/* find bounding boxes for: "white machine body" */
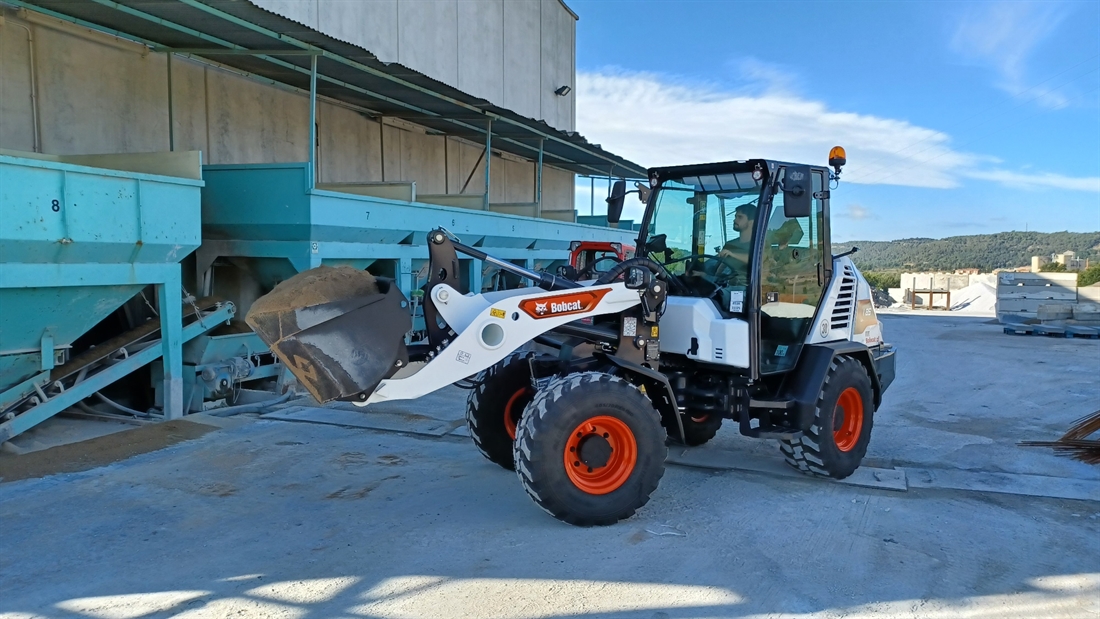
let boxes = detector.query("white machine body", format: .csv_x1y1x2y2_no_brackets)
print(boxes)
807,257,884,347
659,256,883,369
658,298,750,368
360,282,641,405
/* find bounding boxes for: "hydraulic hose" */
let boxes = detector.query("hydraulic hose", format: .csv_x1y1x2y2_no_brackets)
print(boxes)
94,392,154,418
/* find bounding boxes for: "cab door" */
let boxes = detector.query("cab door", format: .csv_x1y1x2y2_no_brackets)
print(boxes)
756,168,831,374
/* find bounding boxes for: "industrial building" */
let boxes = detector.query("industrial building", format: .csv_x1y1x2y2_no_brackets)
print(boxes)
0,0,644,442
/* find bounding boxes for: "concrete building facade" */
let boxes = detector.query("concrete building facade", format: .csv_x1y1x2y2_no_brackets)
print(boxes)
0,0,586,217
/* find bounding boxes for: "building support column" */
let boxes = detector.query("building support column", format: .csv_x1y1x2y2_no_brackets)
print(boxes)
535,138,544,217
158,268,183,420
483,119,493,210
308,53,318,189
167,52,175,151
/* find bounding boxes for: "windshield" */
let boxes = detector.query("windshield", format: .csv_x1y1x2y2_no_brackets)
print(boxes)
649,172,763,277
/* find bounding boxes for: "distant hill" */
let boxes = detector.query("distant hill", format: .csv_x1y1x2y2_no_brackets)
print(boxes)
833,231,1100,272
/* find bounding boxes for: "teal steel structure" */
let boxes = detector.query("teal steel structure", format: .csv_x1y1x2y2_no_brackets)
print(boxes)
196,163,635,312
0,152,231,441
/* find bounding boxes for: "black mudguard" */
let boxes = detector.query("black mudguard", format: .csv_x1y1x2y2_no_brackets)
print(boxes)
597,353,685,444
783,341,895,433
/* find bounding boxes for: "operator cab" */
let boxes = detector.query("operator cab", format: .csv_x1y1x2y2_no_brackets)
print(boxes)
620,159,833,378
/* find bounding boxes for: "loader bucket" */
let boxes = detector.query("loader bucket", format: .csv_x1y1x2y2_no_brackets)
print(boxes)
247,275,411,404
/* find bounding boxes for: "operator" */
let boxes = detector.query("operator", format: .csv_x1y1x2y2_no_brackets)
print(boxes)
716,203,757,282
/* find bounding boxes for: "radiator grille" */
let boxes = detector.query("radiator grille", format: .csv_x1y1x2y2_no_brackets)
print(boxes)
831,265,857,330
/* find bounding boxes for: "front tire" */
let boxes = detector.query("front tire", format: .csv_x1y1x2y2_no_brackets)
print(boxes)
466,351,543,470
514,373,666,526
779,355,874,479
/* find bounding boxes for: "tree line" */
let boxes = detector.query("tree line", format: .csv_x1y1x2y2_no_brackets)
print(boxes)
834,231,1100,273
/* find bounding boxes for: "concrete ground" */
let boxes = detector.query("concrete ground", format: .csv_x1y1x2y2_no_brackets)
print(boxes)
1,315,1098,618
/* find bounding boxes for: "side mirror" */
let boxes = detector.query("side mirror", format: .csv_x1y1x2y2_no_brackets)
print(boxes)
647,233,668,254
782,165,812,218
606,180,626,224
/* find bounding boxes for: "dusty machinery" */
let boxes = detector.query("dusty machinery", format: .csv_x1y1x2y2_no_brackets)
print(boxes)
248,149,897,526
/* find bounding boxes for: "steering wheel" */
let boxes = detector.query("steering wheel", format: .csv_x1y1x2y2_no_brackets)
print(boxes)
662,254,740,286
578,255,623,280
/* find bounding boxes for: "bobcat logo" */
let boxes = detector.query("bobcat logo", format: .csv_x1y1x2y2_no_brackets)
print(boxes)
534,302,548,315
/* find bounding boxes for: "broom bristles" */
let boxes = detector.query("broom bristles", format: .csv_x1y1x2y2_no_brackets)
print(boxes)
1019,409,1100,465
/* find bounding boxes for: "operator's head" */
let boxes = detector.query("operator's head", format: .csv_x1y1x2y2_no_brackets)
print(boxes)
733,203,757,233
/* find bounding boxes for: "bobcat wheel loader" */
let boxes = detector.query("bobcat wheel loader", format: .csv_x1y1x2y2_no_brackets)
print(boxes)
248,148,897,527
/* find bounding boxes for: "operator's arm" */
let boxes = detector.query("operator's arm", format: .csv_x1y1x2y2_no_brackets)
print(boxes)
718,241,749,263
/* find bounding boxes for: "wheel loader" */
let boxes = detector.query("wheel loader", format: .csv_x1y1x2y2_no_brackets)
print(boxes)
247,148,897,526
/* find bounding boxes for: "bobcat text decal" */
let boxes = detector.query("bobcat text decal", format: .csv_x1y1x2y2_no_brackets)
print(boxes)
518,289,611,320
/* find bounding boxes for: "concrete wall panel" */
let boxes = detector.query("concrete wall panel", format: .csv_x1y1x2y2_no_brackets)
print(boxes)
318,102,382,183
541,165,575,215
169,58,209,155
247,0,578,131
381,123,403,181
397,1,459,89
205,67,309,164
34,25,168,155
457,0,504,105
453,140,486,195
488,153,507,204
502,0,541,120
400,130,446,194
318,0,398,60
540,0,574,132
501,157,535,203
0,18,36,151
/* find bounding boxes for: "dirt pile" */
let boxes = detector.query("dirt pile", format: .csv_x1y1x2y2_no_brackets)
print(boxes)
246,266,379,330
249,265,379,316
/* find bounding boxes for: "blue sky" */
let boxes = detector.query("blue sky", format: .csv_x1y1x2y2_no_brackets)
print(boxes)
568,0,1100,242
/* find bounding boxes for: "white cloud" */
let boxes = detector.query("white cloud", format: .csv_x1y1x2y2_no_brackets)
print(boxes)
962,169,1100,192
735,57,798,95
576,69,1099,194
950,2,1072,108
577,70,977,189
841,204,876,221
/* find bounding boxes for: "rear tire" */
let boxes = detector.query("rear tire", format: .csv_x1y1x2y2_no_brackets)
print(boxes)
514,373,666,526
779,355,874,479
466,351,544,470
667,412,723,446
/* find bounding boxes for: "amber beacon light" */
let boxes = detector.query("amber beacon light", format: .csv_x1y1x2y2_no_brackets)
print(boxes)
828,146,847,177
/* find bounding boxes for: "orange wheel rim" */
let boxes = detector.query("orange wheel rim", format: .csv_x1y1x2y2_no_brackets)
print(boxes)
503,388,529,440
690,414,709,423
833,387,864,452
563,415,637,495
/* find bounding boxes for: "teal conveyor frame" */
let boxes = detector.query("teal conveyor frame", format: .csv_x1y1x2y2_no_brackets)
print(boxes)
0,151,225,442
